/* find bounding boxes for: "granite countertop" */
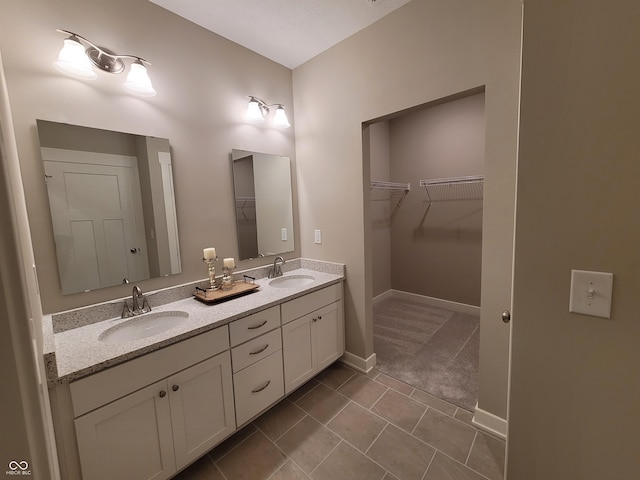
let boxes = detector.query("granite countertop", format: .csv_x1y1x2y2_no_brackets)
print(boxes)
44,262,344,385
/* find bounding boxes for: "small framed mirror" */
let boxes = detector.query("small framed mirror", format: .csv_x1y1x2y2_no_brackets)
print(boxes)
231,149,295,260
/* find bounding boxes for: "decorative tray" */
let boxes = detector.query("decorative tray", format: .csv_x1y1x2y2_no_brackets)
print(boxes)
193,278,259,304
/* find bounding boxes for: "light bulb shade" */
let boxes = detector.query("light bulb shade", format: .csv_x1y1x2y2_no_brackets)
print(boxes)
246,98,266,123
53,36,97,80
123,61,156,97
272,106,291,129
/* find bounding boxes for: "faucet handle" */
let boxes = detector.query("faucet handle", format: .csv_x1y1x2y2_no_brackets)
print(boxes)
121,300,133,318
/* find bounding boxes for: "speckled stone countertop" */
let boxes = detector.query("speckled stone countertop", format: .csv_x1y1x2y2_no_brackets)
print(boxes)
43,259,344,385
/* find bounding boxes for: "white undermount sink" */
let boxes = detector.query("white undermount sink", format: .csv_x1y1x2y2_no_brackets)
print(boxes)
268,274,315,289
98,311,189,344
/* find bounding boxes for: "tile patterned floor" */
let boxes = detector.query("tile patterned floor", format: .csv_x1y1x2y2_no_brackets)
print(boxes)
173,363,504,480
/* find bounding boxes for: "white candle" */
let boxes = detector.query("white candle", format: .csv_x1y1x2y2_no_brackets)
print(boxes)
203,247,216,260
223,257,235,269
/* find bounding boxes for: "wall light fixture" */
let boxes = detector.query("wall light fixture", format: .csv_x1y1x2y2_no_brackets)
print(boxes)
53,29,156,97
245,96,291,129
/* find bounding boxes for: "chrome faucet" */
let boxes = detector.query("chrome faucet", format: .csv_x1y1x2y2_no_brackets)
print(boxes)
122,285,151,318
268,256,285,279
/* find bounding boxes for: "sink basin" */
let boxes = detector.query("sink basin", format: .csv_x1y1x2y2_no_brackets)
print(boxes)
269,274,315,289
98,311,189,344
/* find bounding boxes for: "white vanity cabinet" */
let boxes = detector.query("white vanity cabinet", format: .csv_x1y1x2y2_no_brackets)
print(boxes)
70,327,235,480
281,284,344,393
230,306,285,426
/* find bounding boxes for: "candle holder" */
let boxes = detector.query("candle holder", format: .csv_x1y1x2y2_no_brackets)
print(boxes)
203,257,219,290
221,266,236,291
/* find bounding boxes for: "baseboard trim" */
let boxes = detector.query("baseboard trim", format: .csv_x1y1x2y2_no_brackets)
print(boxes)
340,351,377,374
472,404,508,440
372,289,394,305
389,290,480,316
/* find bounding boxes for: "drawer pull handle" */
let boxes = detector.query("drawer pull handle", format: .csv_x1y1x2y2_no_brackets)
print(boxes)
249,344,269,355
172,385,180,392
159,390,167,398
248,320,268,330
251,380,271,393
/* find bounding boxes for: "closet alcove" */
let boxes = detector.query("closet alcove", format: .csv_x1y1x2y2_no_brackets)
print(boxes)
366,90,485,411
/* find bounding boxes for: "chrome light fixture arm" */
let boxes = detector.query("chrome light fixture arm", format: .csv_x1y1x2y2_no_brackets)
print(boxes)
56,29,151,74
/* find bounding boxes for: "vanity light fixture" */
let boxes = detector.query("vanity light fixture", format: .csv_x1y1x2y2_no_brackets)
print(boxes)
53,29,156,97
245,96,291,128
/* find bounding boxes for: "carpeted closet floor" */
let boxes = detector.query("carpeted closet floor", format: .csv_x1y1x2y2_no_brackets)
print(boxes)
373,296,479,411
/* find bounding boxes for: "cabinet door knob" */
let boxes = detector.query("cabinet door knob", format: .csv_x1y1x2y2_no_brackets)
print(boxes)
159,390,167,398
172,384,180,392
317,315,322,320
502,310,511,323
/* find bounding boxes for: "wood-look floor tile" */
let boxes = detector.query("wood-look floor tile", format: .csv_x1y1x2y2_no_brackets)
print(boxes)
270,460,311,480
373,372,415,396
366,424,435,480
295,383,350,424
327,402,387,452
409,389,457,417
173,455,224,480
276,415,341,474
466,431,505,480
371,389,427,432
315,362,356,390
412,409,476,463
423,452,486,480
311,441,385,480
337,374,388,408
216,430,286,480
253,399,306,441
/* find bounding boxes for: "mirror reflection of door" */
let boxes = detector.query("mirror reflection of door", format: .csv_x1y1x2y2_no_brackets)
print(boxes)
43,148,150,293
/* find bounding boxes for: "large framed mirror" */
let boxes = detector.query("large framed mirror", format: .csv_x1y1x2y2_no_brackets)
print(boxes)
37,120,182,295
231,149,294,260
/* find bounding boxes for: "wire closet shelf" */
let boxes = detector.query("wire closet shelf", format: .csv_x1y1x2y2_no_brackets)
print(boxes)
370,181,411,192
419,175,484,206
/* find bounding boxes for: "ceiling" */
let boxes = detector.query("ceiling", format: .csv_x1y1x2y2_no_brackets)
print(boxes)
149,0,413,69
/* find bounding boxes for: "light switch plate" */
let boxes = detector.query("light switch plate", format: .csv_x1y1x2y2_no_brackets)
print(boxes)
569,270,614,318
314,229,322,244
281,228,287,241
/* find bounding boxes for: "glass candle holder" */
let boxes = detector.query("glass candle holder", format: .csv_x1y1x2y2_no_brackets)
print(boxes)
221,266,236,291
203,257,219,290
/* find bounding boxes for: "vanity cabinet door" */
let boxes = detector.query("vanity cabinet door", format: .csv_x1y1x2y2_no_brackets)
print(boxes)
282,314,315,393
314,300,344,372
168,351,235,471
75,379,175,480
282,300,345,394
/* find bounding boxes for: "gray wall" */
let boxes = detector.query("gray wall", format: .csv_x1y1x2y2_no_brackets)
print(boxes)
388,93,485,306
293,0,521,420
508,0,640,477
0,0,298,314
369,121,392,298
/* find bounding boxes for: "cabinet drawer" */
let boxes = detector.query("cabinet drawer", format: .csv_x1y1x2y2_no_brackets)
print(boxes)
70,325,229,417
231,329,282,373
281,283,342,324
229,306,280,346
233,351,284,426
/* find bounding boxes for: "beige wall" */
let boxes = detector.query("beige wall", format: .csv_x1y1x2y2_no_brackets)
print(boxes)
388,92,485,306
293,0,521,418
508,0,640,477
0,0,297,314
369,121,392,298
